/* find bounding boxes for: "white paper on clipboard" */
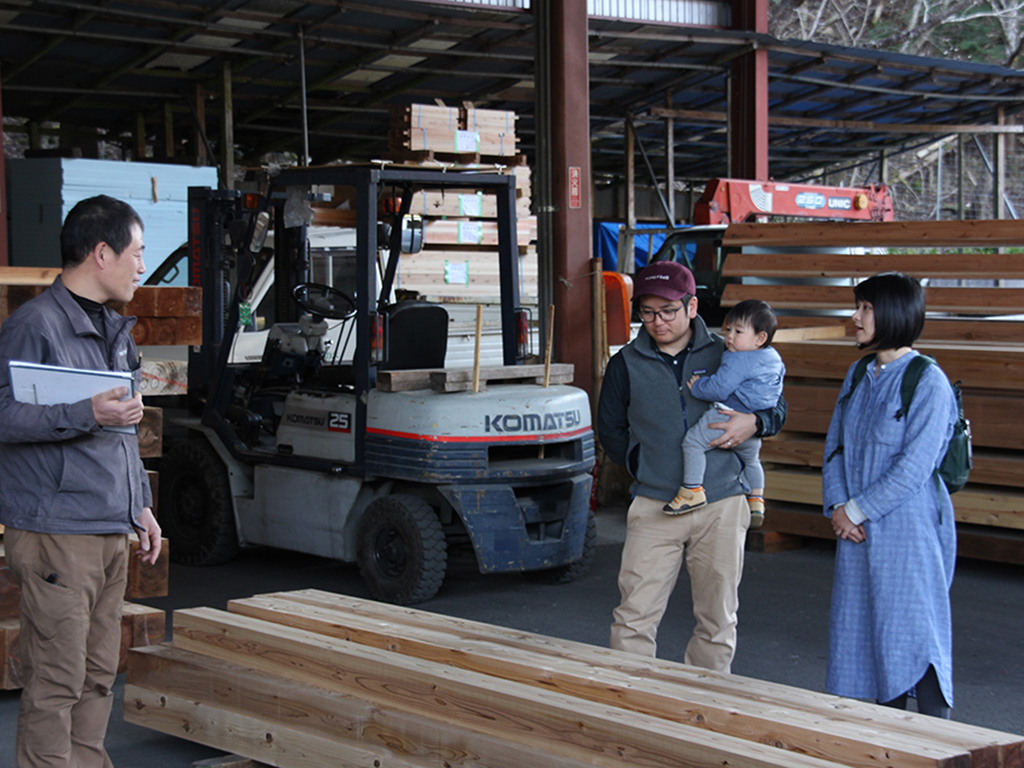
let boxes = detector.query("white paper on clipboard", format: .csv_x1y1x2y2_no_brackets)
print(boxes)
8,360,137,435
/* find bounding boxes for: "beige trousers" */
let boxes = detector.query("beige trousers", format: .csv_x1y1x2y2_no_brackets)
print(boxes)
6,528,128,768
610,494,749,672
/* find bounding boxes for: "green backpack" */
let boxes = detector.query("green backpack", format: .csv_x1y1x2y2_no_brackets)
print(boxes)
828,353,972,501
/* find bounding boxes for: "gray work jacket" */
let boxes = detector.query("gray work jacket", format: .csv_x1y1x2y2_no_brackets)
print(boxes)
0,277,152,534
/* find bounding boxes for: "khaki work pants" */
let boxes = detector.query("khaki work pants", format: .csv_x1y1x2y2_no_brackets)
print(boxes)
6,528,128,768
610,494,749,672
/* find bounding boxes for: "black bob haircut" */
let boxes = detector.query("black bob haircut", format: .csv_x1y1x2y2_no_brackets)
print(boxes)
724,299,777,347
60,195,144,268
853,271,925,351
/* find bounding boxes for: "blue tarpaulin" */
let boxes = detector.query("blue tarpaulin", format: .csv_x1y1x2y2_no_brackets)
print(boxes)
594,222,693,272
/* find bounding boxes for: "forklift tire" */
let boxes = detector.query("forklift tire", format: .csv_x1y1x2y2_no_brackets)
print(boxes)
159,440,240,566
525,510,597,585
357,494,447,605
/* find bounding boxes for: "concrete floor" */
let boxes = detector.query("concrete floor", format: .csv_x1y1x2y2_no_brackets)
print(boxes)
2,504,1023,767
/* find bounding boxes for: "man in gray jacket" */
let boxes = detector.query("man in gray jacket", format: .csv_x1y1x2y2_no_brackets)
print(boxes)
597,261,786,672
0,195,162,768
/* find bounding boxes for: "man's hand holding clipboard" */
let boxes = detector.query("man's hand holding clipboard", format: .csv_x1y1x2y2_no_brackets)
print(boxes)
92,386,144,430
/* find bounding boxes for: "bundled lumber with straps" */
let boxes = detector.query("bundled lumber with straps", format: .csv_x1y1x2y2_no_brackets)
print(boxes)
719,220,1024,563
125,588,1024,768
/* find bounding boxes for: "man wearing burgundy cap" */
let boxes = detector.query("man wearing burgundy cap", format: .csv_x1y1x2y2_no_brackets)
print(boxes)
598,260,787,671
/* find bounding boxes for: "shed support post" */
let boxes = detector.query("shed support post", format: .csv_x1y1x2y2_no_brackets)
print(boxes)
222,61,235,190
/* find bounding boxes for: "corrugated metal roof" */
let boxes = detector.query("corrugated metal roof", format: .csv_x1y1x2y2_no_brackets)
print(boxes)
1,0,1022,185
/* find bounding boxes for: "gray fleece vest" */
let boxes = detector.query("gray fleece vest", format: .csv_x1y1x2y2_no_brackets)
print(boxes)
620,315,748,504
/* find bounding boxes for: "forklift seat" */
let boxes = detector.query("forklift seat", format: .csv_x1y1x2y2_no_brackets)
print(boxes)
381,300,448,371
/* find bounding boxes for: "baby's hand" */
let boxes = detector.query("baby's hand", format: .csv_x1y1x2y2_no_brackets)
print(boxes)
686,374,700,390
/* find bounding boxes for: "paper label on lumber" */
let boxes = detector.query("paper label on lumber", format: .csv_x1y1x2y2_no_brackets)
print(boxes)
459,193,482,217
445,260,469,285
457,221,482,244
455,130,479,153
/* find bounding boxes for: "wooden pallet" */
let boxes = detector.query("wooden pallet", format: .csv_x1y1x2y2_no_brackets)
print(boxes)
124,589,1024,768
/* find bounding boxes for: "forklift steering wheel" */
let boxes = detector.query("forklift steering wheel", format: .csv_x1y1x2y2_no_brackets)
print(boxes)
292,283,357,320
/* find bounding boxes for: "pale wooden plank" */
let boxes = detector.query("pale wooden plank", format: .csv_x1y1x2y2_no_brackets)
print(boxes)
227,595,973,768
429,363,574,392
128,645,598,768
723,220,1024,249
257,589,1023,768
779,380,1024,452
722,252,1024,279
375,369,436,393
774,340,1024,391
763,468,1024,530
773,325,846,342
763,432,1024,488
172,607,853,768
0,267,63,286
126,686,426,768
775,316,1024,346
723,284,1024,314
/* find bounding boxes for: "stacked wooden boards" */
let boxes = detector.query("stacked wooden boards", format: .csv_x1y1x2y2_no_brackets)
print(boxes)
718,219,1024,563
125,588,1024,768
0,266,202,347
379,104,537,302
389,103,519,159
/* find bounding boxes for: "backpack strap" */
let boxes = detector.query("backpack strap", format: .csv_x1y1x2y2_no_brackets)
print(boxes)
826,354,875,463
896,354,950,523
896,354,935,421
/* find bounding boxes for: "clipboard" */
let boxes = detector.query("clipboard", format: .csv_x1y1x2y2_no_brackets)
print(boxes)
8,360,138,435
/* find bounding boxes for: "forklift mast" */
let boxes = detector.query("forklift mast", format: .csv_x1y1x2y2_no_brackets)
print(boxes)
184,165,524,474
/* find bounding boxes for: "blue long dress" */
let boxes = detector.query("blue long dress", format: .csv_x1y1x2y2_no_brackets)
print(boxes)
822,350,958,705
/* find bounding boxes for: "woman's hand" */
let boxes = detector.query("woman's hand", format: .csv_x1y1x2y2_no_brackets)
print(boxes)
831,504,866,543
708,409,756,449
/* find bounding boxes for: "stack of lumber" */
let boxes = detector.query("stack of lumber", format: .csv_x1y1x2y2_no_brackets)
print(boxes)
126,588,1024,768
389,103,518,160
0,267,202,347
719,219,1024,563
361,104,536,302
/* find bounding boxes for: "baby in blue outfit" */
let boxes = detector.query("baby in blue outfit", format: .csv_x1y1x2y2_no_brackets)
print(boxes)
664,299,785,528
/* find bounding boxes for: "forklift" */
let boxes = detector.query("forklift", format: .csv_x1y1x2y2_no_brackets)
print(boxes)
158,166,596,604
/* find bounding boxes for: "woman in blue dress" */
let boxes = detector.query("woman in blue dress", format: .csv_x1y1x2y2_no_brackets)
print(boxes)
823,272,958,718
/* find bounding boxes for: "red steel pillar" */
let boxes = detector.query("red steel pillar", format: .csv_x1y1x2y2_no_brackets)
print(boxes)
730,0,769,181
550,0,594,395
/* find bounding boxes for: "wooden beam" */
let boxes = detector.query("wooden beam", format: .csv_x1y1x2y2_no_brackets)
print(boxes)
763,432,1024,487
764,468,1024,530
233,590,1024,768
723,220,1024,248
722,252,1024,279
775,316,1024,346
779,381,1024,452
773,340,1024,391
226,594,974,768
171,607,855,768
127,644,600,768
723,284,1024,314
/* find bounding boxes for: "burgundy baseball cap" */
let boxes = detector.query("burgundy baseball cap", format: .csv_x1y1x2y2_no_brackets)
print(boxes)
635,261,696,302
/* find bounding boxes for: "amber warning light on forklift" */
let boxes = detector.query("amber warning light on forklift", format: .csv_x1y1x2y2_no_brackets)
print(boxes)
369,311,387,365
515,308,532,361
242,193,262,210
